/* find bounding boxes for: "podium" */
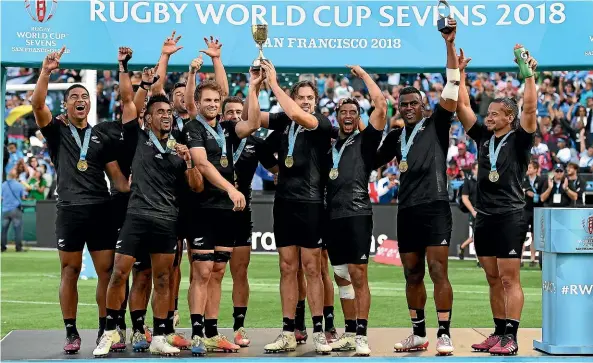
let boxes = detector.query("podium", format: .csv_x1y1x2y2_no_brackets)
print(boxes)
533,207,593,355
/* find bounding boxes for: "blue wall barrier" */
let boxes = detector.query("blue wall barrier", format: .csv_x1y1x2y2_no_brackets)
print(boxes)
534,207,593,355
2,0,593,72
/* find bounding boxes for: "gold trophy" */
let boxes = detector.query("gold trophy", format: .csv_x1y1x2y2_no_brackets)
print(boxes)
251,24,268,71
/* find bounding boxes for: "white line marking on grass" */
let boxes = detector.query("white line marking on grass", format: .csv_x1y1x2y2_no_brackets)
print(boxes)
1,300,95,306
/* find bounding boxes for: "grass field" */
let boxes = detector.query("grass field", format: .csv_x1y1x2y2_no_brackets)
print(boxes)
0,250,543,338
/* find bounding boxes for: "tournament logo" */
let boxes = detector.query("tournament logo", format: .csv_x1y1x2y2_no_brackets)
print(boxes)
581,215,593,235
25,0,58,23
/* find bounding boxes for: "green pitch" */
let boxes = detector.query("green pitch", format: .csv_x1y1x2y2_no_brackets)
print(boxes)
0,250,542,338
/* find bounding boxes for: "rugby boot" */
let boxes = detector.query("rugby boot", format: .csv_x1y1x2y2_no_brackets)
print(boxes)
472,334,501,352
143,325,153,343
355,335,371,356
167,331,191,350
93,330,119,358
329,332,356,351
325,327,338,343
234,327,251,347
313,332,332,355
295,329,308,344
393,334,429,352
203,334,240,352
131,330,150,352
149,335,180,356
110,327,126,352
489,334,519,356
63,334,81,354
436,334,454,356
191,335,207,356
264,331,297,353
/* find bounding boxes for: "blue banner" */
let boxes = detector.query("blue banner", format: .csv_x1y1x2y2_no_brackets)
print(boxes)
1,0,593,72
536,208,593,254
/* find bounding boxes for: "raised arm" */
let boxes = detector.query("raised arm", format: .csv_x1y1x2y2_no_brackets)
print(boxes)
185,56,204,120
439,19,460,113
455,48,477,131
152,31,183,95
32,46,66,128
241,76,271,128
260,60,318,130
348,65,387,131
118,47,137,124
517,44,538,133
133,65,159,120
235,68,266,138
200,36,229,104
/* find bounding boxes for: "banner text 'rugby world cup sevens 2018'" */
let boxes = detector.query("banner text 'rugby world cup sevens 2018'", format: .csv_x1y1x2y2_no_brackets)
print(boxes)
1,0,593,72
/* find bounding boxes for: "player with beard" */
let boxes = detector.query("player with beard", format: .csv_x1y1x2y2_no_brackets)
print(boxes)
93,47,203,358
219,94,279,347
244,60,333,354
374,20,459,355
454,45,538,355
32,47,132,354
324,65,386,356
184,50,257,354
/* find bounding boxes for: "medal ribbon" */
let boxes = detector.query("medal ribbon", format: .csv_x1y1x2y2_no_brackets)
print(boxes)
332,131,359,170
148,130,171,154
400,119,425,163
287,121,303,158
176,116,185,132
68,123,92,162
233,139,247,165
197,116,227,158
488,131,514,173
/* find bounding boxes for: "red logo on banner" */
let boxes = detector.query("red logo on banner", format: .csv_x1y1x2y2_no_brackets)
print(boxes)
25,0,58,23
582,215,593,235
373,239,402,266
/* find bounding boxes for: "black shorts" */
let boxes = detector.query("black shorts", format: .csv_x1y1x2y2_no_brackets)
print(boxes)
177,206,190,241
111,193,130,233
56,203,115,252
273,199,324,249
234,208,253,247
117,213,178,257
133,248,151,271
474,210,528,259
187,208,236,251
397,201,452,254
326,215,373,265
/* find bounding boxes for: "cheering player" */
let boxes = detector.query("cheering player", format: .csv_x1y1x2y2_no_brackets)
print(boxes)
325,65,386,356
244,60,333,354
455,45,538,355
93,47,203,357
32,46,130,354
218,95,279,347
375,20,459,355
183,50,257,354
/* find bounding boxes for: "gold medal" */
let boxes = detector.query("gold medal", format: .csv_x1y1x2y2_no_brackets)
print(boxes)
166,138,177,150
220,155,229,168
77,160,88,172
329,168,339,180
399,160,408,173
489,170,500,183
285,156,294,168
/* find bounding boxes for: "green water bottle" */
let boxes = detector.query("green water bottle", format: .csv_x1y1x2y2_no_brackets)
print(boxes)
514,47,534,79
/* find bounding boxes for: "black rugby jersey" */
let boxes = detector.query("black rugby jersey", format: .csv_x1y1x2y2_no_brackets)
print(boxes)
40,117,116,206
375,104,454,209
268,112,332,203
185,119,239,209
326,123,383,219
467,124,534,215
123,119,188,221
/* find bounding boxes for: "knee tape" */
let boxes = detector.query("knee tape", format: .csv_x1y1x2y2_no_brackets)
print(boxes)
442,68,460,101
339,284,355,300
213,251,232,263
192,252,214,262
333,264,351,282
